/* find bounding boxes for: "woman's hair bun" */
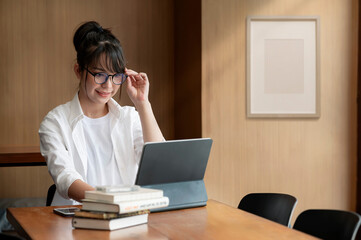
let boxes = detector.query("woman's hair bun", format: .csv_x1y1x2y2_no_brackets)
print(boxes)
73,21,125,73
96,25,103,33
73,21,103,53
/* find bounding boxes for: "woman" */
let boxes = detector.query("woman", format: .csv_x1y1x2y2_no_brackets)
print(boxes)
39,21,164,206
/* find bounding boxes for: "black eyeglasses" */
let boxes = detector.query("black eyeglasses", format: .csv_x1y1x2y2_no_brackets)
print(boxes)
86,68,128,85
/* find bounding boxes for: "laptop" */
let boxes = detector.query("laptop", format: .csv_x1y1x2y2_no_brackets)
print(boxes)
135,138,213,211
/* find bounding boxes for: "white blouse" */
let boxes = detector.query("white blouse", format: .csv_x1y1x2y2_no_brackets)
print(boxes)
39,93,144,206
82,113,123,187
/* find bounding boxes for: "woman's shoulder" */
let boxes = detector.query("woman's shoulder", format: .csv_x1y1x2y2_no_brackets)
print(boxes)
39,102,72,133
108,99,138,118
39,95,82,133
40,99,80,133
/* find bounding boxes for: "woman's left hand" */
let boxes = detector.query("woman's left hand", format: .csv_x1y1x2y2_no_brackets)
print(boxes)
125,68,150,107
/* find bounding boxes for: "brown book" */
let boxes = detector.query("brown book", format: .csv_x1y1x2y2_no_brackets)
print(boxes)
74,209,150,220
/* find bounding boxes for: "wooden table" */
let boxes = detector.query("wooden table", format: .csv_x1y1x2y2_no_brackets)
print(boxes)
7,200,317,240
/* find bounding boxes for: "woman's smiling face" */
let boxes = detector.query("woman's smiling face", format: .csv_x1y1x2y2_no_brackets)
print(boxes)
78,55,121,106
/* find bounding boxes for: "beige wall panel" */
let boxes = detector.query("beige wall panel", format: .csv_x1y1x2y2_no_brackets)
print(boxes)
0,0,174,198
0,167,53,198
202,0,358,224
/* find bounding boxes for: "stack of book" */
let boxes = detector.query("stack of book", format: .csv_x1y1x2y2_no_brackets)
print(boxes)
72,187,169,230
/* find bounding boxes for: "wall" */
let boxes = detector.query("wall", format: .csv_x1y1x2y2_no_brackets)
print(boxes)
0,0,358,219
202,0,359,223
174,0,202,139
0,0,174,198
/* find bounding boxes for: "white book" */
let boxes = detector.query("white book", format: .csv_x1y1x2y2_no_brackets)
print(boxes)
84,187,163,203
72,213,148,230
82,196,169,213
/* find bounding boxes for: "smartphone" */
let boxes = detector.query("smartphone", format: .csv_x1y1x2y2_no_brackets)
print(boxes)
53,207,80,217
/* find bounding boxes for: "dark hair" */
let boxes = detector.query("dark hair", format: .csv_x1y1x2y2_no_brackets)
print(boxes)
73,21,126,73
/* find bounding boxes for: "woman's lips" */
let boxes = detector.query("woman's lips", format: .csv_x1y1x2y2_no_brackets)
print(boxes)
96,90,111,98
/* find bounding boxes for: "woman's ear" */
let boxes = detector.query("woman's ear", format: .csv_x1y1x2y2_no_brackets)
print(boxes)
74,63,82,80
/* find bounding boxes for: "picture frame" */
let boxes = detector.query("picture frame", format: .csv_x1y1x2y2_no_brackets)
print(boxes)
246,16,320,118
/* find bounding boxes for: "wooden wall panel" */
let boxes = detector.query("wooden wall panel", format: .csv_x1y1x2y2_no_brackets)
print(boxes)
0,0,174,198
174,0,202,139
202,0,358,224
0,167,53,198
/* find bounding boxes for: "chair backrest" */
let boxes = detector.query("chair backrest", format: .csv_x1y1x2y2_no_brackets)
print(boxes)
46,184,56,206
0,232,25,240
293,209,361,240
238,193,297,227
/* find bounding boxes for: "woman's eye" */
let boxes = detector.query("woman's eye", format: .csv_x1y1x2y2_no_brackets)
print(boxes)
96,73,108,78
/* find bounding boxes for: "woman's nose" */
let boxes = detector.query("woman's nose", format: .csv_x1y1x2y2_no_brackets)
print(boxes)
102,76,113,88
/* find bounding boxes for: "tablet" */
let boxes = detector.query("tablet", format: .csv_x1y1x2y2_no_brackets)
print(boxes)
135,138,213,211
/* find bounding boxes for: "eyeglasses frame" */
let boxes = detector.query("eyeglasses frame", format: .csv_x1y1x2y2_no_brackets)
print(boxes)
85,68,128,85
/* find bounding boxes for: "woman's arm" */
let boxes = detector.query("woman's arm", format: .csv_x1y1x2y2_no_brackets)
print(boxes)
68,180,95,202
125,69,164,143
39,114,87,202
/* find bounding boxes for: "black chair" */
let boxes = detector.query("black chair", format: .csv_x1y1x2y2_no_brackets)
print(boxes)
0,232,25,240
238,193,297,227
293,209,361,240
46,184,56,206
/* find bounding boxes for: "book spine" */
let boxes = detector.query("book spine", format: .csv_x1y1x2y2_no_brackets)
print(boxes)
114,191,164,202
118,197,169,213
82,197,169,213
84,190,163,203
72,214,148,230
74,209,150,219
